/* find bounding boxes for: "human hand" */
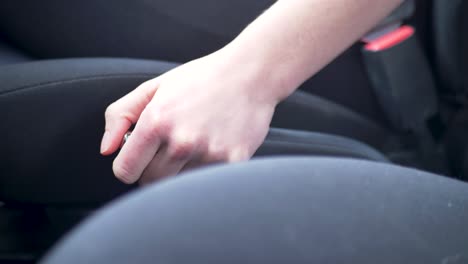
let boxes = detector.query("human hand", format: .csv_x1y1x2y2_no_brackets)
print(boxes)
100,50,279,184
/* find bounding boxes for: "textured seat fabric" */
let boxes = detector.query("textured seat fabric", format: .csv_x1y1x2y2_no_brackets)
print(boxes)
41,157,468,264
273,91,390,149
0,0,391,124
259,128,388,162
0,58,390,205
432,0,468,93
0,58,177,205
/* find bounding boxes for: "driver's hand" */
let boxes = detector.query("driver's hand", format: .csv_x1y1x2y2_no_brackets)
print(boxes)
100,50,277,185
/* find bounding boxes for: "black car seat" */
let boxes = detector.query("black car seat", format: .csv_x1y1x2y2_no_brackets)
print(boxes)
0,0,420,126
0,0,427,206
0,57,391,205
0,38,30,65
0,0,442,262
432,0,468,180
39,157,468,264
0,57,395,264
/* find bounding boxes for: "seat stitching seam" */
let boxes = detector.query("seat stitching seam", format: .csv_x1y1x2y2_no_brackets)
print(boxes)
0,73,155,96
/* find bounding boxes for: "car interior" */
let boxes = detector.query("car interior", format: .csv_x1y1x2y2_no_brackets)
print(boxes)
1,0,468,263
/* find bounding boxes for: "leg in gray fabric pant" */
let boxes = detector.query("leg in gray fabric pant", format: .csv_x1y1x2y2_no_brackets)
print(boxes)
41,158,468,264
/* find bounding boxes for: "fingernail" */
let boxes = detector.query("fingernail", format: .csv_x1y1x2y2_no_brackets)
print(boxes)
100,131,111,154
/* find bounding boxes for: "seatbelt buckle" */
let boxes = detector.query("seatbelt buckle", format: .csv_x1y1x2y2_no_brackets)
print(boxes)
361,25,438,132
359,1,448,173
361,24,449,173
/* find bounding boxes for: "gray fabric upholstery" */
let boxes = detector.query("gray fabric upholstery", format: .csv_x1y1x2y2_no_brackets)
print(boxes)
41,157,468,264
432,0,467,93
0,58,390,205
259,128,389,162
0,0,389,124
0,41,31,65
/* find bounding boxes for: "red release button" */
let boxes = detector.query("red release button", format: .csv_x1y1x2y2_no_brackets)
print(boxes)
364,25,415,52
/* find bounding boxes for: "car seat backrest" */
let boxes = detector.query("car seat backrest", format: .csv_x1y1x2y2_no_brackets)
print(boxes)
433,0,468,94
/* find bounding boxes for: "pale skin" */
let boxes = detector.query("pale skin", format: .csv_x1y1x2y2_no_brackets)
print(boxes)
101,0,403,184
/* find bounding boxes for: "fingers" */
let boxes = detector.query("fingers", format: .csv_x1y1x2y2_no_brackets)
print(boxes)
139,141,197,185
227,147,252,163
113,119,200,184
115,122,251,184
180,146,250,174
100,79,160,156
112,105,165,184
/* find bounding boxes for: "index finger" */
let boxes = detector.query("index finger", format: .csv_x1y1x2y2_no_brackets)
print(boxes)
100,78,160,155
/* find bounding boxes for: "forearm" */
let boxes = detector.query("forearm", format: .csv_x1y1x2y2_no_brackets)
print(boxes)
224,0,404,102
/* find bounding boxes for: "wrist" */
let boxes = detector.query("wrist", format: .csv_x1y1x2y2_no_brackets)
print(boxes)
218,40,300,105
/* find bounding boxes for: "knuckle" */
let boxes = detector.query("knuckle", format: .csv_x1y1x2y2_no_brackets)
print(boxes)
140,79,153,87
133,115,173,153
135,79,152,91
105,103,136,125
112,160,138,184
104,104,118,119
142,115,171,140
228,147,251,163
207,146,229,162
168,138,196,161
140,169,158,186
